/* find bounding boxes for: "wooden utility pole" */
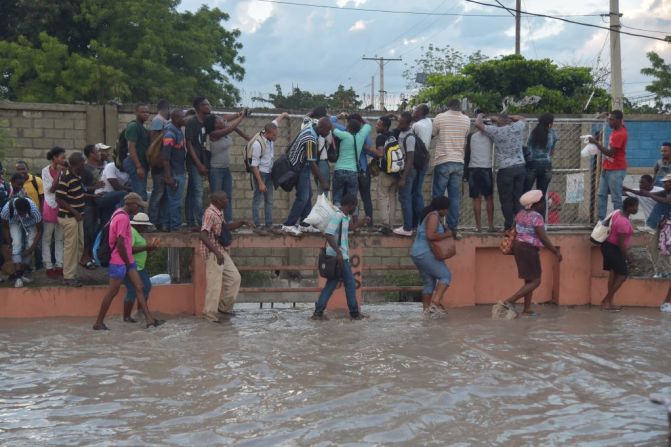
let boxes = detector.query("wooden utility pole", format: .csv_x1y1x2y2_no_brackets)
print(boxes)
362,56,402,111
515,0,521,54
609,0,624,110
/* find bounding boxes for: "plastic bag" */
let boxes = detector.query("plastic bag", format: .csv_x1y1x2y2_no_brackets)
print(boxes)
150,274,172,285
303,193,338,233
581,143,599,158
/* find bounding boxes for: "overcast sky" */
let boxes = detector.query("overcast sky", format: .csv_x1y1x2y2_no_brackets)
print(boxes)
180,0,671,109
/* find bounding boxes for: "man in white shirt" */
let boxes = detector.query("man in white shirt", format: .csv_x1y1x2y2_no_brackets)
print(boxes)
623,174,663,231
411,104,432,228
431,99,471,237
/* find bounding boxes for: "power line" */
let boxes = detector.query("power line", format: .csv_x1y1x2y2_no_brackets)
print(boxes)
620,23,671,35
256,0,603,18
464,0,671,42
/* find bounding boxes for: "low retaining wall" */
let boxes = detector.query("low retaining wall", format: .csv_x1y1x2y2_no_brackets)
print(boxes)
0,231,665,319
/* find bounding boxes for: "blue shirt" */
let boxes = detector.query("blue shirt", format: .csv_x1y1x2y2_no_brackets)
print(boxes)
325,210,350,260
527,128,558,163
411,211,445,257
1,197,42,227
160,122,186,175
331,117,373,171
333,124,372,173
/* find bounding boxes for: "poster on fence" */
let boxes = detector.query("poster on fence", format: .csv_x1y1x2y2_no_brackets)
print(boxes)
566,173,584,203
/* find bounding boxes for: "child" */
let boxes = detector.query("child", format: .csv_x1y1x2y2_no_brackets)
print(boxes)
122,212,160,322
499,190,562,316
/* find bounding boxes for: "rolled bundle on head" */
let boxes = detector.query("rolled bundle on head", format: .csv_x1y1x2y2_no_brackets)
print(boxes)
520,189,543,210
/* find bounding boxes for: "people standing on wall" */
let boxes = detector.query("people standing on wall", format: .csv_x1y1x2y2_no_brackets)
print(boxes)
466,124,495,232
199,191,253,323
147,99,170,231
122,103,151,201
302,107,333,196
411,104,433,229
375,116,397,234
411,196,453,314
205,109,250,223
312,193,369,321
331,116,372,207
282,117,332,236
160,109,188,232
475,113,527,232
41,147,67,279
15,160,44,270
499,190,562,317
431,99,471,239
184,97,212,229
590,110,628,222
94,158,131,225
81,143,108,269
599,196,638,311
524,113,558,204
149,99,170,142
653,142,671,187
1,197,43,288
394,112,419,237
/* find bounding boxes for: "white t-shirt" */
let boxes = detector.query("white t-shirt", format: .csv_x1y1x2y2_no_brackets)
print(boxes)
626,186,663,219
96,163,129,194
412,118,432,149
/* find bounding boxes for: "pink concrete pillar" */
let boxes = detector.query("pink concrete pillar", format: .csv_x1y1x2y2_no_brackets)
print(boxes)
192,246,207,315
323,236,363,312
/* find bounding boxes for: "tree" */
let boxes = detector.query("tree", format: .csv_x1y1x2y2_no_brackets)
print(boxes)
640,49,671,113
253,84,361,110
402,44,488,90
415,54,610,114
0,0,245,105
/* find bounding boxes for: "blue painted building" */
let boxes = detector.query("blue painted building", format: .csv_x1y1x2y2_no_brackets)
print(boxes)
603,118,671,169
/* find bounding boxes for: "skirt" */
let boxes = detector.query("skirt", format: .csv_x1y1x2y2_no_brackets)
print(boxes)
512,240,541,280
601,241,628,276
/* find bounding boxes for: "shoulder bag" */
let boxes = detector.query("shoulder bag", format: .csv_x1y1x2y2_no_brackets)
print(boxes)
318,219,343,280
427,212,456,260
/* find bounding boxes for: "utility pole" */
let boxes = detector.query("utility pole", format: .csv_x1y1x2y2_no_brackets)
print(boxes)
371,75,375,110
515,0,521,54
362,56,402,111
609,0,624,110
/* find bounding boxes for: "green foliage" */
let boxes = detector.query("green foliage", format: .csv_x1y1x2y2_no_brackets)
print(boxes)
254,84,361,110
416,54,610,114
0,0,244,105
640,50,671,113
403,44,488,90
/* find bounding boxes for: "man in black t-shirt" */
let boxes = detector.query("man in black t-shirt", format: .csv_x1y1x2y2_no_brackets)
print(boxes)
184,97,211,228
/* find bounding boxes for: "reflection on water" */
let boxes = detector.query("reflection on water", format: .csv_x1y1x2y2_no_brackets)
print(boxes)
1,304,670,446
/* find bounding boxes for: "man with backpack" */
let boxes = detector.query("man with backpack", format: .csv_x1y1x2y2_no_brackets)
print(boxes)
1,197,43,288
121,103,151,201
394,112,419,237
159,109,187,232
93,193,163,330
432,99,471,238
184,97,212,229
375,116,398,232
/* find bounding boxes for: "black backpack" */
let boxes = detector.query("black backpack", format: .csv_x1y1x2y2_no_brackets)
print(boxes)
94,222,112,267
412,133,430,170
116,127,129,163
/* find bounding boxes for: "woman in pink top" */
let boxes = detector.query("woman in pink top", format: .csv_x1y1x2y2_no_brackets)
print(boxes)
600,196,639,311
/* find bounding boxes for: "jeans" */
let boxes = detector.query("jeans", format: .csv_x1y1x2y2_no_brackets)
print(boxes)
525,161,553,194
314,260,359,316
209,167,233,223
317,161,331,197
42,221,63,269
185,162,205,227
412,164,428,228
646,202,671,229
412,252,452,295
399,168,418,231
83,202,98,255
284,164,313,226
597,169,626,221
122,157,148,201
95,190,126,226
358,172,373,224
497,164,526,230
165,174,186,231
332,170,359,206
432,162,463,231
123,268,152,303
10,223,37,265
148,169,167,229
252,172,274,227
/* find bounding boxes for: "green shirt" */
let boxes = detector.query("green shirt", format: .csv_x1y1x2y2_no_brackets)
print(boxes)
125,120,150,169
333,124,371,172
131,227,147,270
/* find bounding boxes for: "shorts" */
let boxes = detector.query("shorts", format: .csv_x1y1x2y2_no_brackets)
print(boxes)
108,262,137,280
601,241,628,276
411,251,452,295
468,167,494,198
513,240,541,280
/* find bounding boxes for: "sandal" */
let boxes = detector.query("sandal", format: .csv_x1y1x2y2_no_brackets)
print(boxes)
80,260,97,270
146,319,166,328
123,317,137,323
92,323,109,331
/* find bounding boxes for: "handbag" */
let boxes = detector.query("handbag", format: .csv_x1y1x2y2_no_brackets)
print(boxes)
590,210,617,245
326,135,339,163
353,135,367,184
500,228,517,255
317,220,343,280
427,212,456,260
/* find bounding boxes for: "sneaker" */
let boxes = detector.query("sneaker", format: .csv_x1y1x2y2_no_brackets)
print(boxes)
21,275,33,284
452,230,463,240
301,225,321,234
653,273,664,279
281,225,302,237
393,227,413,237
637,225,656,234
661,303,671,313
14,277,24,288
428,303,447,315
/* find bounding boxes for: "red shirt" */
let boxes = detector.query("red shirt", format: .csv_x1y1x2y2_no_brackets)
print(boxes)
602,125,627,171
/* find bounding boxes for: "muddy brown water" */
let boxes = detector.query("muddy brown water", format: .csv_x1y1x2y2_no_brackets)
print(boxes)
1,304,670,446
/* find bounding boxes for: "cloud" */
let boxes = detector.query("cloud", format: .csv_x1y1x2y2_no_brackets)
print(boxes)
348,19,368,32
234,0,274,33
336,0,367,6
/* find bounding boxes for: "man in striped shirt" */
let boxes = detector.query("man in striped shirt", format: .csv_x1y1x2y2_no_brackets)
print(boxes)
431,99,471,237
56,152,87,287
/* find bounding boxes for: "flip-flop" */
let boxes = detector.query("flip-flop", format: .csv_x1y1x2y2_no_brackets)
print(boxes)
80,260,97,270
146,319,166,328
92,323,109,331
123,317,137,323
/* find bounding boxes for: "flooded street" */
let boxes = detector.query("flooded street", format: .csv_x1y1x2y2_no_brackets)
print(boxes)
1,304,671,446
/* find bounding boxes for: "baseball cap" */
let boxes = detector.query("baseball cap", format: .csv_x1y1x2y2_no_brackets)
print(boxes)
95,143,111,151
124,192,148,208
130,212,153,226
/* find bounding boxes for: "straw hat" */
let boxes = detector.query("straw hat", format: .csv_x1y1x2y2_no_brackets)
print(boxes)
520,189,543,209
130,212,153,226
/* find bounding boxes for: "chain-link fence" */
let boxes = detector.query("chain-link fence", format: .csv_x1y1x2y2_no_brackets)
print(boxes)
456,118,607,229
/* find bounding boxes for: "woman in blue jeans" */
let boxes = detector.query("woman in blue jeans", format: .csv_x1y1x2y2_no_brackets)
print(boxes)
411,196,453,315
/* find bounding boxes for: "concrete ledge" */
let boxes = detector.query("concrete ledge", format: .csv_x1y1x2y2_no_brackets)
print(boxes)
0,101,89,112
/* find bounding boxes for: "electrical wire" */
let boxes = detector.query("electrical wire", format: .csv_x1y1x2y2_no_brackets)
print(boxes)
620,23,671,35
256,0,603,18
464,0,671,42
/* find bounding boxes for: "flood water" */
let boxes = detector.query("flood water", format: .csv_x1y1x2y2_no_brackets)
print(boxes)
1,304,671,446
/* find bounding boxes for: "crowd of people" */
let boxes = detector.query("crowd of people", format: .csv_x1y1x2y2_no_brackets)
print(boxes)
3,96,671,326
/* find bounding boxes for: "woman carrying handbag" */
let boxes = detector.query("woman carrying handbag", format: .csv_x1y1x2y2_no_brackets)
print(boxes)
411,196,455,315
